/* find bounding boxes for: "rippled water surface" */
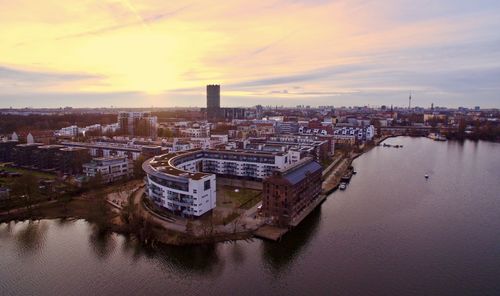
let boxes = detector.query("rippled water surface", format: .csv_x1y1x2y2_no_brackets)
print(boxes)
1,137,499,296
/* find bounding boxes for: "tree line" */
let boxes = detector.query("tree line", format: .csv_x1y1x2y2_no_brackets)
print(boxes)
0,113,117,134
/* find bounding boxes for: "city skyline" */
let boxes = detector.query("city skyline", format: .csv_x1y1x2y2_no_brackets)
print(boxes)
2,0,500,108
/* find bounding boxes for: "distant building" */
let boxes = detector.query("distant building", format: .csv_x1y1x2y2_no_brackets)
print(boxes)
58,147,91,175
222,108,245,121
35,145,65,170
206,84,221,122
27,133,34,144
57,125,79,137
332,126,375,143
262,157,322,226
83,156,133,183
13,143,44,167
276,121,299,134
62,141,143,160
118,111,158,138
180,124,210,138
0,140,19,162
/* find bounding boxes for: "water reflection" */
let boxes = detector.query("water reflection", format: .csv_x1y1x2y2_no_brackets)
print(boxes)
0,221,15,240
261,206,322,274
54,217,75,229
150,244,225,277
0,138,498,296
88,225,117,259
229,241,245,265
14,220,48,256
119,235,145,262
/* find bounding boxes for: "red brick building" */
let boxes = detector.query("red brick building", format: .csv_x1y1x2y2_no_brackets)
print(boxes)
262,157,322,226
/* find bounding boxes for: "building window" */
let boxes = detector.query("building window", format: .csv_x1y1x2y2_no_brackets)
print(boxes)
204,180,211,190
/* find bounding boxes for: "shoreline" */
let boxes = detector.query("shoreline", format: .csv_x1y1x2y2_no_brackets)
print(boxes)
0,135,398,246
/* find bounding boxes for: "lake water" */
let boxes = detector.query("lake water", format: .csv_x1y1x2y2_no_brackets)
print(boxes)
1,137,499,296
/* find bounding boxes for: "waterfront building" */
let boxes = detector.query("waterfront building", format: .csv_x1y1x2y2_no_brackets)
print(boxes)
246,136,330,162
262,157,322,226
83,156,133,183
332,125,375,143
142,149,293,217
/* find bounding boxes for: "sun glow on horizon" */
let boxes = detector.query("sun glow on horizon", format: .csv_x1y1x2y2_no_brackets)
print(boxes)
1,0,499,108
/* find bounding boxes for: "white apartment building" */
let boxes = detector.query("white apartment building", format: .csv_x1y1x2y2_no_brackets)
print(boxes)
332,125,375,142
57,125,79,137
142,149,293,217
83,156,133,183
179,124,210,138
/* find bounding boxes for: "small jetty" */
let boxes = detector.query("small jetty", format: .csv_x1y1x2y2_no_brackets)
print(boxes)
254,225,289,241
254,194,328,241
382,143,403,148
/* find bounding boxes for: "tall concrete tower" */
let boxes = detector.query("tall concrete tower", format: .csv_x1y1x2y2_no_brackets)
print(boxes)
408,91,412,110
207,84,221,122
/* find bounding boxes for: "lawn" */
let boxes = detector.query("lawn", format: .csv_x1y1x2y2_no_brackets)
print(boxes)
0,163,56,180
216,186,262,210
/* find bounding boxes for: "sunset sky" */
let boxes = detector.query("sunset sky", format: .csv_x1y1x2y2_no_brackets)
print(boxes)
1,0,499,108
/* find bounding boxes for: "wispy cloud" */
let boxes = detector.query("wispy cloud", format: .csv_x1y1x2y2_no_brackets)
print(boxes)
1,0,500,108
0,65,99,82
55,5,190,40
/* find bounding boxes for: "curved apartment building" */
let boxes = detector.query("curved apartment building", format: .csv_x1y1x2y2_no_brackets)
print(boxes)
143,149,291,217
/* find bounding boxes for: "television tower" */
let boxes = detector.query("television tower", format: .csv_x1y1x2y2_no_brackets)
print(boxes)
408,91,412,109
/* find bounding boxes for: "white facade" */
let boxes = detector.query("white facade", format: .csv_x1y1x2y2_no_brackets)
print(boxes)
83,156,133,183
62,141,142,160
332,125,375,141
143,149,293,217
102,123,120,134
180,124,210,138
58,125,79,137
26,133,35,144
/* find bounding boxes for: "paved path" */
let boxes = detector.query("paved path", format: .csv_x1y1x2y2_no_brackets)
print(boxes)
131,187,187,233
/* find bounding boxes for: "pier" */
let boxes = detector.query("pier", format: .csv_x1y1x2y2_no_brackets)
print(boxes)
253,194,327,241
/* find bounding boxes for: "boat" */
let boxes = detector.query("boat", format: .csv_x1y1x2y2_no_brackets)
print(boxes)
352,170,357,175
425,174,429,179
341,166,355,182
341,170,354,183
339,182,347,190
428,133,447,141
